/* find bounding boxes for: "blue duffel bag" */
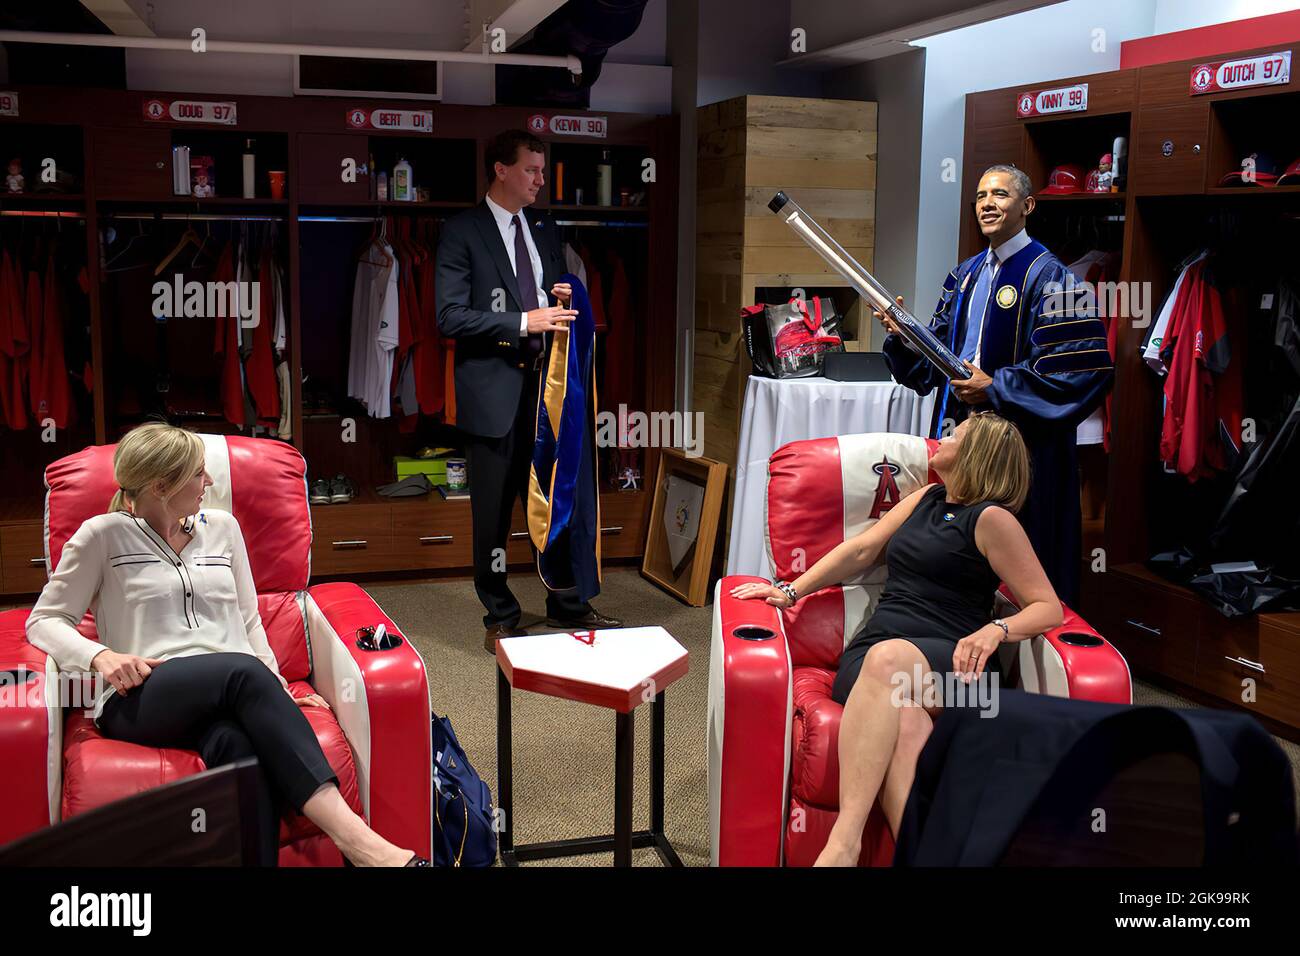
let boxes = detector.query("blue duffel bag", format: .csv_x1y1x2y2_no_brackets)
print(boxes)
432,713,498,867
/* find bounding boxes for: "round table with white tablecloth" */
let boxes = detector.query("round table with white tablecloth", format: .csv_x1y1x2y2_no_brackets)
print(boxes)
724,374,936,578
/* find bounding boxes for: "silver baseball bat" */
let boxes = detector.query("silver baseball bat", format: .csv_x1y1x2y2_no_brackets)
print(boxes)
768,191,968,380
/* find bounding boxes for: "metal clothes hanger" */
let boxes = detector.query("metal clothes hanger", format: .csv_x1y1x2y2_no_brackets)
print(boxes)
104,220,150,272
190,219,212,267
356,213,391,266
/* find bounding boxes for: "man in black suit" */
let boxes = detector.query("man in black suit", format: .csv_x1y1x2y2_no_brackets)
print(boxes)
437,129,621,652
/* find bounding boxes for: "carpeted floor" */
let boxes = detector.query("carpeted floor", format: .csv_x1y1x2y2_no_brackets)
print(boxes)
7,567,1298,865
364,566,713,867
365,567,1300,866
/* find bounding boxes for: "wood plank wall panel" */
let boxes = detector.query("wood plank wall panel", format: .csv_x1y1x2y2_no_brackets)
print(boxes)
692,95,877,480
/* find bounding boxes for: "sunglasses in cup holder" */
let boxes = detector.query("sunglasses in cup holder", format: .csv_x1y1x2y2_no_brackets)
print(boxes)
356,623,403,651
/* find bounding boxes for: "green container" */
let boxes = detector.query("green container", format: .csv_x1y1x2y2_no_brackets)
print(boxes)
394,456,448,482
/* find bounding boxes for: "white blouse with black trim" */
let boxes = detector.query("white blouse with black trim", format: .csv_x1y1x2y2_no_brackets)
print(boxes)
25,508,289,720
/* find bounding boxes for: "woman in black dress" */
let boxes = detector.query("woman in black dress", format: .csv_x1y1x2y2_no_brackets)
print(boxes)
730,412,1062,866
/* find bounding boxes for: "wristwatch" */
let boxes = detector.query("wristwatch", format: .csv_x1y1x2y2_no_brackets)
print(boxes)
991,618,1010,641
774,581,798,605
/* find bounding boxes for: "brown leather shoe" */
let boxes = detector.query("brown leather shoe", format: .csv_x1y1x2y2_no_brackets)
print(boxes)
544,609,624,630
484,623,529,654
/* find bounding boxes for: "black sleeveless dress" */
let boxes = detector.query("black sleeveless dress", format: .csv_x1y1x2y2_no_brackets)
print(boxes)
831,484,1004,705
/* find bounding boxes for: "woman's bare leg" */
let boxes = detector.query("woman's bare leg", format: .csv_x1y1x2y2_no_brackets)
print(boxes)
878,703,935,838
302,784,415,867
815,639,930,866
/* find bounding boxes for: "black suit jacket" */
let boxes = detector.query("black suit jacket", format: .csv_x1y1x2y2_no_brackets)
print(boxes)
435,201,566,438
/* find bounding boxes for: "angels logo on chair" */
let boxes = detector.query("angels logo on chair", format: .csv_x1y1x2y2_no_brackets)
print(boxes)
707,432,1130,867
868,457,903,519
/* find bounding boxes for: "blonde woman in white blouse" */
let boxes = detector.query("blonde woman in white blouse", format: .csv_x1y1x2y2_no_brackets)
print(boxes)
26,423,428,867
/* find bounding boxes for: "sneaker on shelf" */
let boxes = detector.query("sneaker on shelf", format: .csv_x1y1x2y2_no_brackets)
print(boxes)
309,478,332,505
329,474,356,504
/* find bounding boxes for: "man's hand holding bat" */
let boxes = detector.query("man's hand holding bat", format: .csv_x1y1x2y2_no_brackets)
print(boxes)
874,296,991,405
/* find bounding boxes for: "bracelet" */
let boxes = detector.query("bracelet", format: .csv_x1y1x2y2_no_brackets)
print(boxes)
991,618,1009,641
775,581,798,605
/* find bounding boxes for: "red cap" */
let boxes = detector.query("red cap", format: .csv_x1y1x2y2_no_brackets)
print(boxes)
1277,157,1300,185
1218,151,1280,186
1040,164,1085,195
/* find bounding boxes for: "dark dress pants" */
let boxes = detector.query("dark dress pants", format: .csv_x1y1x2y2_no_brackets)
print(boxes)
97,653,340,867
464,367,590,629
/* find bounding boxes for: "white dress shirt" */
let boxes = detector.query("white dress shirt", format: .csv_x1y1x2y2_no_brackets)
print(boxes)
25,508,288,721
484,193,548,336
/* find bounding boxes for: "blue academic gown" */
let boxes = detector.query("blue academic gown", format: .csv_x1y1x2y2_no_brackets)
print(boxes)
527,272,601,603
883,238,1113,606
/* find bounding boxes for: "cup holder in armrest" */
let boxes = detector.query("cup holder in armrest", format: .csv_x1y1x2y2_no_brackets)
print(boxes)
1055,631,1103,648
733,625,777,641
355,623,403,651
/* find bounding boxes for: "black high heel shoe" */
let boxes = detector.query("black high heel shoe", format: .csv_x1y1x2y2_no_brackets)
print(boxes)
404,855,432,867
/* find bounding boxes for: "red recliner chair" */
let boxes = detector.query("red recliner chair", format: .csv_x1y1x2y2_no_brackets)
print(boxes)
708,432,1132,866
0,434,432,865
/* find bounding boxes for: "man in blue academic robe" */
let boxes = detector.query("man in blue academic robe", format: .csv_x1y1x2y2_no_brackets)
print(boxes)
880,165,1112,606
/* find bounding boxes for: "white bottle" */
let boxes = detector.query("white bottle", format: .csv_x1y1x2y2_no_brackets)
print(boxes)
596,149,612,206
242,139,256,199
173,145,191,195
393,156,413,202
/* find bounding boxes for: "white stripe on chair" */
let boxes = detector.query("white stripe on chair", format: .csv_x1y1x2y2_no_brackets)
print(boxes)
837,434,931,587
198,434,233,513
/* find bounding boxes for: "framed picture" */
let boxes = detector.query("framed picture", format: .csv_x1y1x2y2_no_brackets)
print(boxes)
641,449,728,606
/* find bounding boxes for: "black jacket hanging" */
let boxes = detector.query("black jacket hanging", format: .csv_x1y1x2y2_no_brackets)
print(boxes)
894,689,1296,866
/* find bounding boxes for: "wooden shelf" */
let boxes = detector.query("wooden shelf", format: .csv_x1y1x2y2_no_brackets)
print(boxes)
311,485,645,510
1034,191,1126,202
0,499,44,525
1206,184,1300,196
296,199,474,210
1111,562,1202,597
0,192,85,204
97,196,290,207
548,203,648,215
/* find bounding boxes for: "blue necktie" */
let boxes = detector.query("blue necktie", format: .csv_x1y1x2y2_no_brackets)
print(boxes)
959,253,997,363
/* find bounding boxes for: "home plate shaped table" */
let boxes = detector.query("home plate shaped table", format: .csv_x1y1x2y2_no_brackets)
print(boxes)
495,626,689,866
